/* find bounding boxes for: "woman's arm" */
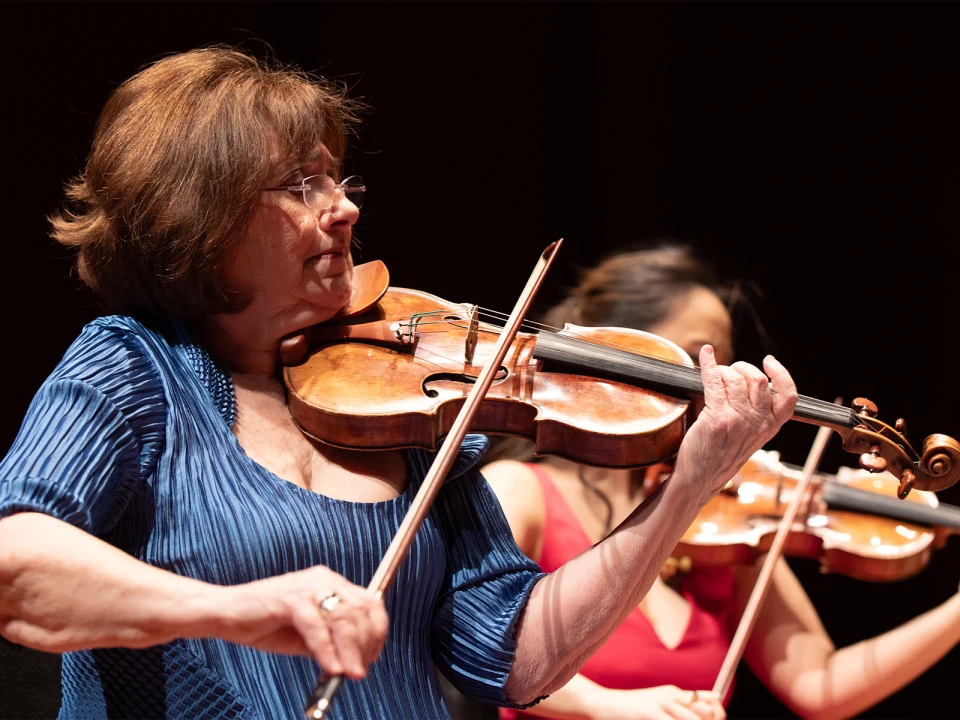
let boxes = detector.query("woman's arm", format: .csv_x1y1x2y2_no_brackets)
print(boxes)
738,556,960,720
0,512,387,680
504,349,798,705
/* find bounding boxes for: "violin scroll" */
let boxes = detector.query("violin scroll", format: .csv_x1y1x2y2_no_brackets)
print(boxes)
918,434,960,493
839,400,960,497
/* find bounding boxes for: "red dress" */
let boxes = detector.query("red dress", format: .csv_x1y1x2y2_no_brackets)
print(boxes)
500,465,736,719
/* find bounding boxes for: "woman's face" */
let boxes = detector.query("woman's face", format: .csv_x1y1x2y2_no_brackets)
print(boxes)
647,285,734,366
223,144,359,338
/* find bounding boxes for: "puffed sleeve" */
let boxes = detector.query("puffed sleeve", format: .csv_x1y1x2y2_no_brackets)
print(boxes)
424,437,548,708
0,320,166,536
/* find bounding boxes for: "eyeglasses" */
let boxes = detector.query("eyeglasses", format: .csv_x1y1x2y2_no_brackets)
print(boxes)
263,174,365,210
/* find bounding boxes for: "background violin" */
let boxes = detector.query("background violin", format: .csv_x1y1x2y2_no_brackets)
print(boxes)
284,260,960,499
673,449,960,582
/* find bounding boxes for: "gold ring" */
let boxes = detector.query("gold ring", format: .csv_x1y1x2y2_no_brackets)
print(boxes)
689,690,700,705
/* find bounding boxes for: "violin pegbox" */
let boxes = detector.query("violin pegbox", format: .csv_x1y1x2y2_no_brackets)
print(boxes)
841,399,960,498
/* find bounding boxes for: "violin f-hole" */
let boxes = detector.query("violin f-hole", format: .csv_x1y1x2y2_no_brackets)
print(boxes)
422,368,509,398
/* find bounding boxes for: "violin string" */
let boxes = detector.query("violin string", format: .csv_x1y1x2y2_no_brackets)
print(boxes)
474,307,692,367
405,306,859,428
473,308,707,381
406,308,551,337
451,311,683,370
469,309,857,425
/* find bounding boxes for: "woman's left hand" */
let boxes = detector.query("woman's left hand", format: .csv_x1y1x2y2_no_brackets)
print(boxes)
595,685,725,720
672,346,797,504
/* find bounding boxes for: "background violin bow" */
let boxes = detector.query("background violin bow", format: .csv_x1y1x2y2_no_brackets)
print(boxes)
712,409,838,700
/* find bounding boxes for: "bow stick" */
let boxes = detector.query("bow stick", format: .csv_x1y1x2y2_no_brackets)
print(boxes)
304,239,564,719
711,400,841,700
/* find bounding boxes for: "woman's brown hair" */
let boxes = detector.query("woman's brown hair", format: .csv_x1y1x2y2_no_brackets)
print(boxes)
50,46,362,317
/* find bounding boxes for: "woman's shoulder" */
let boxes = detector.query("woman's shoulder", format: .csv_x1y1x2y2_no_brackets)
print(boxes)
51,315,171,381
479,459,547,559
65,314,234,427
62,314,173,358
40,315,182,430
87,313,160,334
480,459,545,499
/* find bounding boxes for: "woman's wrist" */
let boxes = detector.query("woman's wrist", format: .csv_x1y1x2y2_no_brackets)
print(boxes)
150,577,234,643
585,685,619,719
661,460,721,514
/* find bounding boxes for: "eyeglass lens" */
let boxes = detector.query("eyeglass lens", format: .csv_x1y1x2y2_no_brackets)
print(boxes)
305,175,365,210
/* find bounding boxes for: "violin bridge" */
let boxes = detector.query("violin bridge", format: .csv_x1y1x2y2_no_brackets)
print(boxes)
390,322,414,344
464,304,480,364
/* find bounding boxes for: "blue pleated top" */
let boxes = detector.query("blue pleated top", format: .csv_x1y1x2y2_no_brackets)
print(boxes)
0,315,546,720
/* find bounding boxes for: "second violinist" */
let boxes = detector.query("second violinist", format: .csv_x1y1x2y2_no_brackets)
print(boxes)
484,243,960,720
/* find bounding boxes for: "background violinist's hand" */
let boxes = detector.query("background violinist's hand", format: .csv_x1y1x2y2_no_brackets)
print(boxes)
673,345,797,505
219,565,388,680
595,685,725,720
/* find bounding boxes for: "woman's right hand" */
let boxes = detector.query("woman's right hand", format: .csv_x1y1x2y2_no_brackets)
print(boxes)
596,685,725,720
217,564,388,680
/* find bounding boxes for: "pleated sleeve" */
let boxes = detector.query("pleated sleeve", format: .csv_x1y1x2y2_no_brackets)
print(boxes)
426,440,547,708
0,319,166,536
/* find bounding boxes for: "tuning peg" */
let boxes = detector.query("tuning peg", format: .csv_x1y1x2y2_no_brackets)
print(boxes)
852,397,879,418
897,469,916,499
895,418,908,435
859,444,888,473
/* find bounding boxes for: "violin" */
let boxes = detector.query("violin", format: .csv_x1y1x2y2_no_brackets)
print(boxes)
673,449,960,582
284,259,960,498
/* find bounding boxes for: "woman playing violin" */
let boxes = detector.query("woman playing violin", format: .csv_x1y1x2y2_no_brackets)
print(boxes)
0,48,797,719
483,243,960,720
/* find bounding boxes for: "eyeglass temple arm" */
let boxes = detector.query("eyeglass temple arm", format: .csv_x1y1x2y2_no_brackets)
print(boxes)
264,183,365,193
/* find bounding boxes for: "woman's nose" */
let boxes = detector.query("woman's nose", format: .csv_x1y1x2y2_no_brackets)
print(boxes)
319,193,360,229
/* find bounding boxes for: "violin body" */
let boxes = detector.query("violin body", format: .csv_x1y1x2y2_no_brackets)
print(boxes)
674,450,959,582
285,286,693,468
283,260,960,494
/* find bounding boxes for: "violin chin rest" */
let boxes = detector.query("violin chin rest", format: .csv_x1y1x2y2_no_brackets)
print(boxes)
336,260,390,319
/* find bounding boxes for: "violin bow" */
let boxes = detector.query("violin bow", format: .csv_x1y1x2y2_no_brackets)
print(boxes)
711,400,840,700
303,239,564,719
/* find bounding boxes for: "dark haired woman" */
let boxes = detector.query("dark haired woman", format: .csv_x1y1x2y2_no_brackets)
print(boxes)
0,49,796,719
485,244,960,720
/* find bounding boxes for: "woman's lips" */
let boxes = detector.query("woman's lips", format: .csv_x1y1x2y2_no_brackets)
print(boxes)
307,249,348,273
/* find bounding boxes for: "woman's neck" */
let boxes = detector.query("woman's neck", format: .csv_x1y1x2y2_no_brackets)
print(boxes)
197,312,283,377
547,458,645,503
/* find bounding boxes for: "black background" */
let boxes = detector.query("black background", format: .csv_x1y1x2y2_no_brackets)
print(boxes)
3,2,960,718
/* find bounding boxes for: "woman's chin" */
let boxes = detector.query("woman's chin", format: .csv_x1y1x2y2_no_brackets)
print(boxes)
297,279,353,324
327,272,354,306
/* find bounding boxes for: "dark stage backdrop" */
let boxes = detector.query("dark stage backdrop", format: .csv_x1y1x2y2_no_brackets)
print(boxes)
3,2,960,718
